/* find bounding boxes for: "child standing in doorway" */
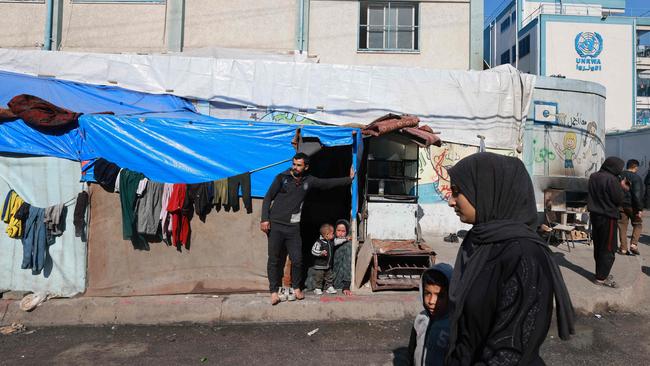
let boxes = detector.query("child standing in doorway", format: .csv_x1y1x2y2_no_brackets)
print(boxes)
310,223,337,295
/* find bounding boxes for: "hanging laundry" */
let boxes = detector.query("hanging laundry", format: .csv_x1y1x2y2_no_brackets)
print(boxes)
188,182,213,222
44,203,66,237
93,158,121,192
226,173,253,214
21,206,48,275
160,183,174,245
7,94,82,129
212,178,229,211
73,191,89,238
136,181,163,236
2,190,25,238
14,202,31,226
113,169,123,193
167,184,191,248
136,178,149,196
119,168,147,249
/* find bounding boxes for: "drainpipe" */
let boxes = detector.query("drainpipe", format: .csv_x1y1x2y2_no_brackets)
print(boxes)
43,0,53,50
296,0,310,53
166,0,185,52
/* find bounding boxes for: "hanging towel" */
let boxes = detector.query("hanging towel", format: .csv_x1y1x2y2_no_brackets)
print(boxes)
73,191,89,238
21,206,48,275
136,181,164,236
119,168,146,248
44,203,66,237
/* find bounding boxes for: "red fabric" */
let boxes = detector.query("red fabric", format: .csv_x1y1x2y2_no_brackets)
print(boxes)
361,114,420,136
8,94,81,129
167,184,191,248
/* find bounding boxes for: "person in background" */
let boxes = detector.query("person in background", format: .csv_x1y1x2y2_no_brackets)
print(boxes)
645,161,650,210
407,263,453,366
618,159,644,256
588,157,629,287
445,152,574,365
332,219,353,296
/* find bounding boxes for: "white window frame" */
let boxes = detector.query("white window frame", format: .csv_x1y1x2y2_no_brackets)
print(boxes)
358,1,419,53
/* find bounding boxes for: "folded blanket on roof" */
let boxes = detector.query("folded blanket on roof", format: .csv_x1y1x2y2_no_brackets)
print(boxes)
7,94,82,129
361,113,420,136
0,108,16,121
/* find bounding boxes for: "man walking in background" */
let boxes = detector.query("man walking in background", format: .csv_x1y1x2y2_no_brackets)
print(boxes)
588,157,628,288
618,159,644,256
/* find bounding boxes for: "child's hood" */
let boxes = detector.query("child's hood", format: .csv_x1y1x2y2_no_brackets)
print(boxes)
419,263,453,314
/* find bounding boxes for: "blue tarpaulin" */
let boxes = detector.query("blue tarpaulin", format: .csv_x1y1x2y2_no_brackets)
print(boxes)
0,71,360,197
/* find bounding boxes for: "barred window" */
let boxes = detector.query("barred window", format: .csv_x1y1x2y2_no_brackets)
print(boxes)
359,2,419,51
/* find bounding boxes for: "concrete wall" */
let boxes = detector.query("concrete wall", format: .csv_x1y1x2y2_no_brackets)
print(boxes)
543,18,634,131
0,2,46,49
59,1,167,53
184,0,297,51
606,128,650,179
309,0,470,69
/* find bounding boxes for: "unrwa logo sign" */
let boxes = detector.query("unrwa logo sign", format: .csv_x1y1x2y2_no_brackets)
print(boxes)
575,32,603,71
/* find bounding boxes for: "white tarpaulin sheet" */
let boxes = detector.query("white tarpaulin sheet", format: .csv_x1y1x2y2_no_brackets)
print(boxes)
0,48,535,149
0,156,86,297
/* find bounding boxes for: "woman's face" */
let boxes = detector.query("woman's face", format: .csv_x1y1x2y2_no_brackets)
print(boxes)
335,224,348,239
448,184,476,224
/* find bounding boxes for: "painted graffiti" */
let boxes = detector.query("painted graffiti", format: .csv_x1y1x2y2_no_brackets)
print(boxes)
532,138,556,163
259,111,321,125
418,143,478,204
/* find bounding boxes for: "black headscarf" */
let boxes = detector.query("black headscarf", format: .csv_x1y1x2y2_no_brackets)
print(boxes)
600,156,624,176
446,153,574,358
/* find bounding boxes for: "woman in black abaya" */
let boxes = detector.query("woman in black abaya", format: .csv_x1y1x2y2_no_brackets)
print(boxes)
445,152,574,365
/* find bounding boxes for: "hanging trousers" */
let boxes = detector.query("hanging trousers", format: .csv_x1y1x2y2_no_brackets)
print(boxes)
267,223,303,292
591,213,618,281
227,173,252,213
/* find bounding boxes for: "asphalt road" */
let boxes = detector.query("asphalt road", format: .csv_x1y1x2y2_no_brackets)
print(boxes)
1,311,650,366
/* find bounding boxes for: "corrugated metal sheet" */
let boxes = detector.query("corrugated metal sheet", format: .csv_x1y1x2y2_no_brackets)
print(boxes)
0,156,86,297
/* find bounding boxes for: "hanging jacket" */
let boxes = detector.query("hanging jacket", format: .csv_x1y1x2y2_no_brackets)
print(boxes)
2,190,25,238
167,184,191,248
408,263,453,366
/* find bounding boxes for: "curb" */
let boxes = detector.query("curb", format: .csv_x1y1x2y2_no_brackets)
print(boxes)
0,292,421,327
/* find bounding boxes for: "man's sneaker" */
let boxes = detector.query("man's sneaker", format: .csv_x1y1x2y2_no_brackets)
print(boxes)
278,287,288,302
443,233,459,243
287,288,297,301
314,288,323,295
325,286,337,294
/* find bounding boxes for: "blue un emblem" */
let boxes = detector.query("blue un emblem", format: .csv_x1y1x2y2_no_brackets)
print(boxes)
575,32,603,71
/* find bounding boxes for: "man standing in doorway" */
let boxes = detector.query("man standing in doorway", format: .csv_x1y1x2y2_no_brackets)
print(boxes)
588,157,628,288
618,159,645,256
261,153,354,305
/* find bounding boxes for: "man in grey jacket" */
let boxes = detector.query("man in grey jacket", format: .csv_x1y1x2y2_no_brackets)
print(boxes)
618,159,644,255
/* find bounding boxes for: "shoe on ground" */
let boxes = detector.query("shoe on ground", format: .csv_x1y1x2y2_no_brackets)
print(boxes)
325,286,337,294
630,245,640,255
287,288,297,301
278,287,288,302
443,233,459,243
314,288,323,295
593,277,617,288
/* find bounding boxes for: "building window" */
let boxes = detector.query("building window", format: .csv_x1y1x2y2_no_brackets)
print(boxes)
511,11,516,23
519,35,531,58
511,46,516,63
71,0,164,3
500,17,510,33
500,50,510,65
359,1,419,51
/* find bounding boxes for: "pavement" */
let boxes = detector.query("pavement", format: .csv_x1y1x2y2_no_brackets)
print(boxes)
1,214,648,327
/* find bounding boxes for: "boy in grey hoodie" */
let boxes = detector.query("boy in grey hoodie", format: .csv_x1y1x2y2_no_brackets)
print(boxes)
407,263,453,366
